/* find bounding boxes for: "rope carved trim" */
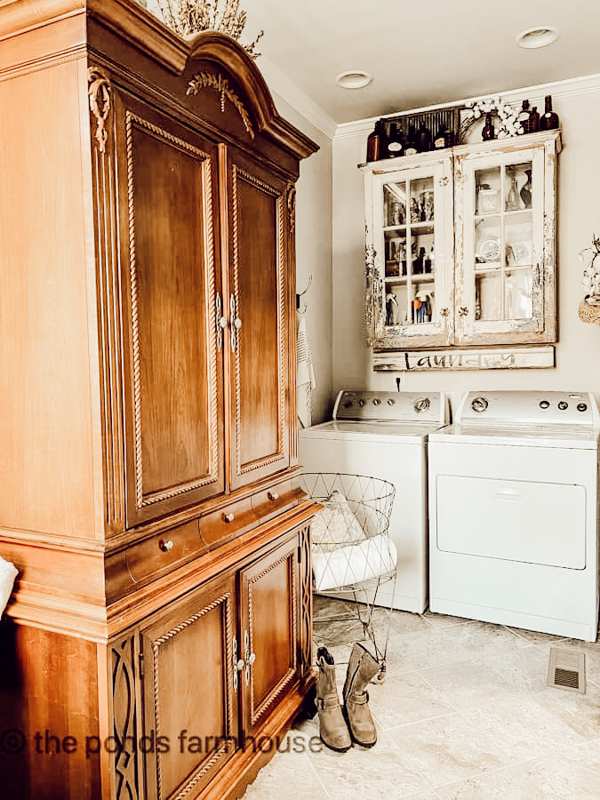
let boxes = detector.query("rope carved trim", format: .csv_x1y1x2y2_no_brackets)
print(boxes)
88,67,112,154
187,71,254,139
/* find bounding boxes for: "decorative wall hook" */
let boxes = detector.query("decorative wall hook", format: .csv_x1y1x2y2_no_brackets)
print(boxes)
297,275,312,313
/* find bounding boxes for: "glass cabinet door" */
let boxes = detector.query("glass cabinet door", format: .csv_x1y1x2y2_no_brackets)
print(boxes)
456,146,546,344
368,158,453,348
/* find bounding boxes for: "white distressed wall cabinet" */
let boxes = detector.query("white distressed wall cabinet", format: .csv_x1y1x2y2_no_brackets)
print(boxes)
361,130,561,357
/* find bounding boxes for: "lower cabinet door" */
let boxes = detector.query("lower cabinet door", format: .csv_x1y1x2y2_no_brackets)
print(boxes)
140,572,239,800
238,534,300,739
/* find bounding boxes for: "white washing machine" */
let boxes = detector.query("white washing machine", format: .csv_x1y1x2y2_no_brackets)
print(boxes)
298,390,449,613
428,390,600,642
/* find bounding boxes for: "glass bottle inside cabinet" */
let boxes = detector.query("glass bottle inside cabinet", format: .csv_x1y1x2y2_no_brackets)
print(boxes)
472,160,534,324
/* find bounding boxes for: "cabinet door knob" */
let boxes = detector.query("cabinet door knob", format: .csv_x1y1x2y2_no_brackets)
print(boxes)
440,307,449,317
458,306,469,316
268,491,279,501
218,316,228,329
159,539,174,552
222,512,235,523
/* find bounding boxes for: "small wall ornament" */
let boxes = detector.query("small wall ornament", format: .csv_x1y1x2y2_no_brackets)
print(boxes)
578,234,600,325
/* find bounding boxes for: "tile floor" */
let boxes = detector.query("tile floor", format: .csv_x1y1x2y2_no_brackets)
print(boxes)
241,596,600,799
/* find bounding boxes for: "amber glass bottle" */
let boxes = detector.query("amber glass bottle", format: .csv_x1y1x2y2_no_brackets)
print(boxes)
366,120,385,162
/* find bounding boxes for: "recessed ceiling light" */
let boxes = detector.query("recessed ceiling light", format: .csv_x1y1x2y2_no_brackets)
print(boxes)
516,26,559,49
336,70,373,89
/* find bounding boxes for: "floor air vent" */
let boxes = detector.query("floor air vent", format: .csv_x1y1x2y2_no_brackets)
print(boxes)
547,647,586,693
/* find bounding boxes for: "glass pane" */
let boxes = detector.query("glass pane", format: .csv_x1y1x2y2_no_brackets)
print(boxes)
385,282,408,325
475,272,502,321
504,161,533,212
475,217,501,267
475,167,501,215
410,177,434,223
383,181,407,227
505,270,533,319
505,213,533,268
384,230,407,277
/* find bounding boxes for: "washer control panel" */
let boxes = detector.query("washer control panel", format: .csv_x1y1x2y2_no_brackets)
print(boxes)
459,391,600,426
334,390,448,424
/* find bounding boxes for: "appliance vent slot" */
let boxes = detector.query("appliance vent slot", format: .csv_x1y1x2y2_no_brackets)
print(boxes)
547,648,586,693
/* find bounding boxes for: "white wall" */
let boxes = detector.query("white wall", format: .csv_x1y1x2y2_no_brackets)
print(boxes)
332,76,600,413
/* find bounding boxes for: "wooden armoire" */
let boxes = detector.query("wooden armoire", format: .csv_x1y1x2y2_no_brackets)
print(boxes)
0,2,319,798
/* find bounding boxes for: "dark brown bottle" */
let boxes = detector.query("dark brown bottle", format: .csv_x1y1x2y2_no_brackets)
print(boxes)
518,99,531,134
385,123,404,158
482,113,494,140
540,95,559,130
529,106,540,133
416,123,432,153
366,120,385,162
404,126,418,156
434,124,453,149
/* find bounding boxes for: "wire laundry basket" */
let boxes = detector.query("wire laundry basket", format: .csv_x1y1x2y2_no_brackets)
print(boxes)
299,473,397,680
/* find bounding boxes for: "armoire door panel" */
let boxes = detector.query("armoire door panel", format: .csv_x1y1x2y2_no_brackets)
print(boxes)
239,535,299,738
115,95,225,526
226,149,291,490
141,573,238,800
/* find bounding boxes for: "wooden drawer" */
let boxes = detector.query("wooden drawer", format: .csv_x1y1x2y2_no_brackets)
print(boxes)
125,519,203,586
199,496,258,549
251,480,302,523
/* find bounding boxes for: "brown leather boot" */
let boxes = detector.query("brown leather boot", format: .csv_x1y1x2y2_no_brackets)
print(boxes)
315,647,351,752
342,642,379,747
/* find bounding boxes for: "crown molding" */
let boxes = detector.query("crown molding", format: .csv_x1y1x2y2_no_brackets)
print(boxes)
334,72,600,140
258,55,338,140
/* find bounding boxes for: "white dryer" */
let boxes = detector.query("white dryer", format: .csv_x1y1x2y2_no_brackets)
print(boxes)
428,390,600,642
298,390,449,613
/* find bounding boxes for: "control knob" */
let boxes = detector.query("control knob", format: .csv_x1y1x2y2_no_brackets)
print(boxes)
539,400,550,409
577,403,588,412
558,401,568,410
414,398,431,413
471,397,488,413
358,399,365,407
387,398,396,406
372,398,381,406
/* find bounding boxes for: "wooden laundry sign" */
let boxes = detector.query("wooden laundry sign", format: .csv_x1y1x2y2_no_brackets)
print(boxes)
373,346,555,372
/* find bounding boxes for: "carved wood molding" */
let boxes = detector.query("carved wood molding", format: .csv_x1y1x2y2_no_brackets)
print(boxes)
111,635,141,800
88,67,112,154
247,551,297,725
231,166,287,477
286,185,296,234
125,111,220,510
151,591,235,799
297,525,312,677
186,70,254,138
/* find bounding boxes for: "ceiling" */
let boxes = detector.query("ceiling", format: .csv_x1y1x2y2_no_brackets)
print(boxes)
239,0,600,125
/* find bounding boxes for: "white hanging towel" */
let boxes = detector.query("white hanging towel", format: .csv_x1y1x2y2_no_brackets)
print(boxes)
297,311,317,428
0,555,18,617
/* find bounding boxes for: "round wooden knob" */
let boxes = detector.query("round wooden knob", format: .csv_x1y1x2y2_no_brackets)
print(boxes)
159,540,174,552
268,491,279,501
223,512,235,523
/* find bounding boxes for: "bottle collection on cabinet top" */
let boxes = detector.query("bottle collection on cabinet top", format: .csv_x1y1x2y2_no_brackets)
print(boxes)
366,96,560,162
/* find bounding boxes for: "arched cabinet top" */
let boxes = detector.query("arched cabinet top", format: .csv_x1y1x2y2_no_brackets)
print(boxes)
0,0,318,161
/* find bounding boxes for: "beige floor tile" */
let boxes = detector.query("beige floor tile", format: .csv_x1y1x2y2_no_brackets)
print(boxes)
507,626,569,647
479,644,552,695
241,739,327,799
369,670,457,730
435,765,550,799
308,730,432,800
533,680,600,741
523,740,600,798
459,696,586,762
418,659,521,710
389,712,512,787
448,620,533,659
423,610,473,628
383,627,476,676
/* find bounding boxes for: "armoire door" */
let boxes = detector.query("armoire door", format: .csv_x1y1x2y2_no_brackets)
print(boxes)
238,533,300,738
140,572,239,800
223,146,291,491
114,93,226,526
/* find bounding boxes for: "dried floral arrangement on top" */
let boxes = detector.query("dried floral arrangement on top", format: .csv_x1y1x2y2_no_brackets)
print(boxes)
156,0,263,56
